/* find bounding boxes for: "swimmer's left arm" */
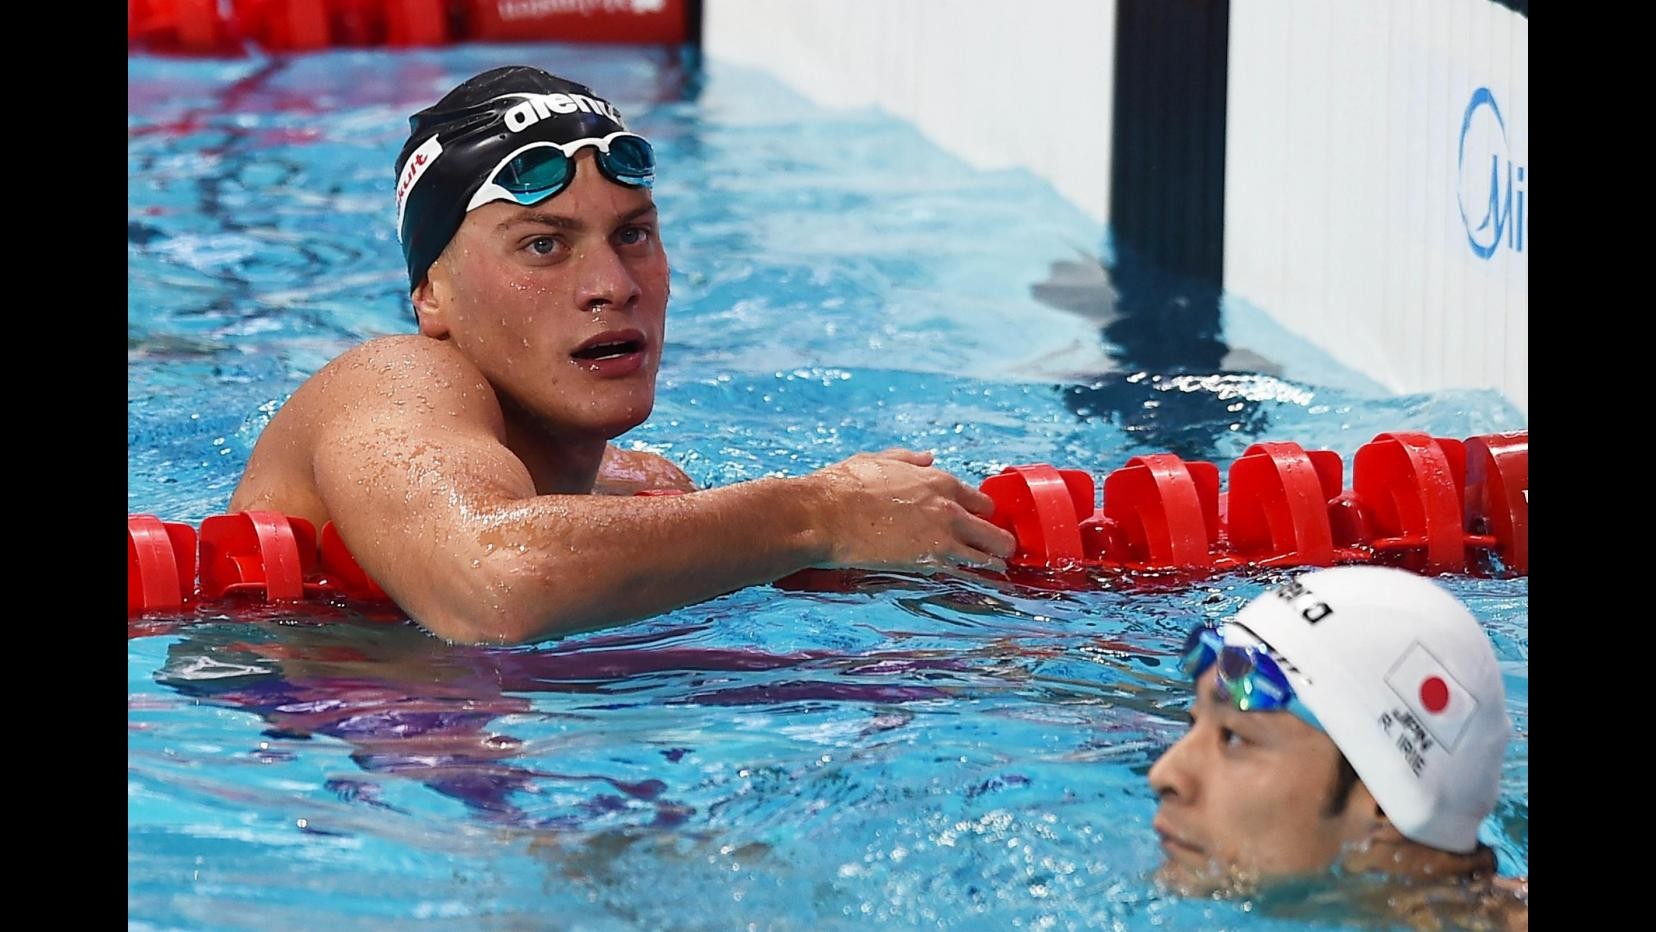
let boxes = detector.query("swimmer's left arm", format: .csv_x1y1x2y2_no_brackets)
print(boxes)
593,444,697,495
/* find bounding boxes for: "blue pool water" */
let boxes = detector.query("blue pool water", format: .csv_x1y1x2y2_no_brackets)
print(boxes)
129,45,1528,929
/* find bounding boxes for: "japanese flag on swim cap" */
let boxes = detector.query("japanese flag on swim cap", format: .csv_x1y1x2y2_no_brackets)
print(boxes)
1226,566,1510,854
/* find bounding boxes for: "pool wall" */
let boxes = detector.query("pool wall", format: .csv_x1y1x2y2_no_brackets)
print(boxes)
703,0,1529,413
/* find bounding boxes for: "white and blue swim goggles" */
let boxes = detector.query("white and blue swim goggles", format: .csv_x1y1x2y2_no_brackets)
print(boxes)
1180,622,1324,731
465,131,655,212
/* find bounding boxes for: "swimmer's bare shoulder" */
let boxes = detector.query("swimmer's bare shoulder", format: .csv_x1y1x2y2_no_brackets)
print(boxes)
230,335,502,528
229,338,1013,645
232,335,690,523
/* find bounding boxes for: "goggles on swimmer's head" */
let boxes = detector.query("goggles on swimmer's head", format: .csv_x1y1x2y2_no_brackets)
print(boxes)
465,131,656,212
1179,621,1323,731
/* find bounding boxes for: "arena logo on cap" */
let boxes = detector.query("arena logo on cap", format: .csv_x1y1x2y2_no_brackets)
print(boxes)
1383,641,1478,753
395,136,443,236
503,93,625,133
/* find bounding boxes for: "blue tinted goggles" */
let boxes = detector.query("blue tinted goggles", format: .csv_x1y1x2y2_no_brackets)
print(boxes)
1180,622,1323,731
466,131,655,212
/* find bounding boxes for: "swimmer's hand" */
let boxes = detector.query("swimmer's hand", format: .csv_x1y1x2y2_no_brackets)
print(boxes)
803,448,1017,574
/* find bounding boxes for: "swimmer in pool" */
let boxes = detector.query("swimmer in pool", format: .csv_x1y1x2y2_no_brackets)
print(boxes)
230,65,1015,644
1148,566,1527,929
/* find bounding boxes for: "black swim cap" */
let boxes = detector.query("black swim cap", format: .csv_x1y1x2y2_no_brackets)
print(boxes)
394,66,641,291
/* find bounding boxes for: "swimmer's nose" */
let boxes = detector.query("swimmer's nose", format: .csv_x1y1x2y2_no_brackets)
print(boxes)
575,243,641,313
1149,728,1199,804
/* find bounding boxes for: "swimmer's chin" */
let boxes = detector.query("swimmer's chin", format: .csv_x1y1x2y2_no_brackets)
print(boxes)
1153,859,1264,899
1156,858,1365,907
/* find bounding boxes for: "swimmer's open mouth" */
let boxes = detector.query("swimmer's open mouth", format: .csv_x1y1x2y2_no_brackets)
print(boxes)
572,330,646,361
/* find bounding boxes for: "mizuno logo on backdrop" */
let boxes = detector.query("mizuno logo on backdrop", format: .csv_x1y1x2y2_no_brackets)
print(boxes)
1457,87,1526,260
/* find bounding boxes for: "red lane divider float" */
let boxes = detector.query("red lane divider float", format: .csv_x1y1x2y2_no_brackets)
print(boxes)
981,464,1093,567
199,511,314,600
1101,454,1223,571
128,512,396,615
128,515,196,614
129,0,695,54
128,429,1529,616
1227,441,1346,568
1463,432,1528,575
978,430,1528,580
319,521,391,602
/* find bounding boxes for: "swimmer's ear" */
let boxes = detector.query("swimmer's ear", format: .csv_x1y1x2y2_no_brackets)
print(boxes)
412,271,450,338
1341,781,1396,844
1336,783,1411,874
1366,811,1407,844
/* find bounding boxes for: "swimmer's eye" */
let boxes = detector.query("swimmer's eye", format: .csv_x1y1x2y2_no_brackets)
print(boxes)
615,225,653,249
1219,726,1247,749
527,236,561,257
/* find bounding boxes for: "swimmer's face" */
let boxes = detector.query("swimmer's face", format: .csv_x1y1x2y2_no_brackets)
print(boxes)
414,150,669,439
1147,669,1377,894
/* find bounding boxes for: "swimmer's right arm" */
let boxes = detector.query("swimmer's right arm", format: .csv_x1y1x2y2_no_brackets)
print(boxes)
310,349,1014,645
319,439,1012,644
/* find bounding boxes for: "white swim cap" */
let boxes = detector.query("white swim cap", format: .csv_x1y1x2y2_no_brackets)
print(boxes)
1225,566,1511,853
